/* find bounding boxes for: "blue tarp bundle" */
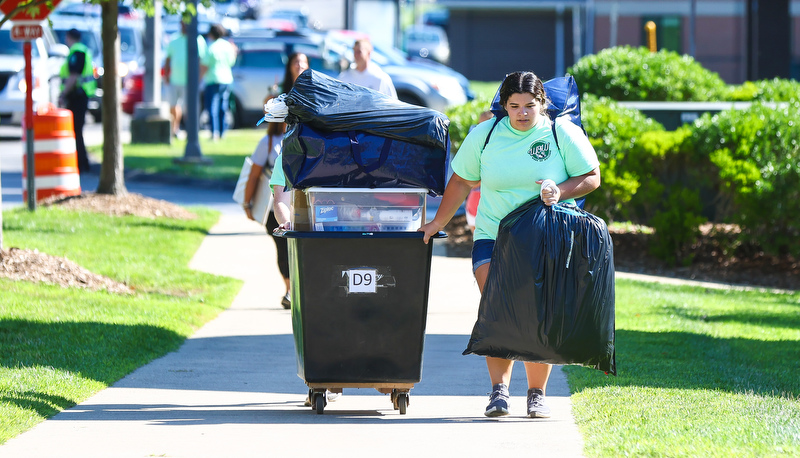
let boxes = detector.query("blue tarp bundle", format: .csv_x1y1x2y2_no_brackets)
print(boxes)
280,70,450,195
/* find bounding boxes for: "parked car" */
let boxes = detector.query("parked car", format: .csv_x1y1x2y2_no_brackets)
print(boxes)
118,18,144,79
326,30,469,113
0,23,68,125
229,32,343,127
120,68,142,116
265,8,319,30
49,18,104,122
51,1,140,19
422,8,449,31
403,25,450,64
213,0,260,20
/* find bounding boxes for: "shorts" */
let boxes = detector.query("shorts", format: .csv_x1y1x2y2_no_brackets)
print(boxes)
168,85,187,107
471,238,495,273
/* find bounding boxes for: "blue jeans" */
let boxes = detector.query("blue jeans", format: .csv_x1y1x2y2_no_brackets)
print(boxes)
204,83,230,138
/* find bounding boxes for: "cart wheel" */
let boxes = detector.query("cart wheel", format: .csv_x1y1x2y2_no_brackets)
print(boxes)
391,389,399,410
397,393,408,415
314,393,325,414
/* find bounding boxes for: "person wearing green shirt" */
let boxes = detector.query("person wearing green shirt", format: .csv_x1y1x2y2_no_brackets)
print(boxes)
165,21,207,137
419,71,601,419
200,23,237,141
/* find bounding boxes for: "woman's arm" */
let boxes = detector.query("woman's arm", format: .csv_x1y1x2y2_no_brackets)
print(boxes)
272,186,293,230
537,167,601,206
419,173,479,243
242,163,264,221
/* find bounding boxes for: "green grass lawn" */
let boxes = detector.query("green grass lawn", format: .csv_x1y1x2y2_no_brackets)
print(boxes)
92,129,266,182
0,206,242,444
566,280,800,457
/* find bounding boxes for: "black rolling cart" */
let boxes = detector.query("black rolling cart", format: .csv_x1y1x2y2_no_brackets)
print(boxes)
277,229,444,414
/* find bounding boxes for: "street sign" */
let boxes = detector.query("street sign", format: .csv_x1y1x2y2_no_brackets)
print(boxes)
10,23,43,42
0,0,62,21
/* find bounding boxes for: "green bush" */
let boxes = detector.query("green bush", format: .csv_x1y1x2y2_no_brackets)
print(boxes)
649,187,707,266
690,101,800,258
567,46,728,101
728,78,800,102
445,95,492,154
580,94,665,222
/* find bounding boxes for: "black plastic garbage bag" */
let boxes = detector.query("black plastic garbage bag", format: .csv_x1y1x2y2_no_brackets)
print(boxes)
284,70,450,151
463,198,616,374
281,123,448,195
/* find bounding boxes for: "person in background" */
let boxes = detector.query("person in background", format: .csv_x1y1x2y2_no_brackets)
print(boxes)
242,52,309,309
267,133,340,405
200,24,237,141
337,38,397,98
165,21,207,138
419,71,601,419
58,28,96,174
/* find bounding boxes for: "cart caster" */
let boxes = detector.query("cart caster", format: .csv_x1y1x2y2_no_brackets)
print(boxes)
313,391,326,414
391,390,409,414
396,393,408,414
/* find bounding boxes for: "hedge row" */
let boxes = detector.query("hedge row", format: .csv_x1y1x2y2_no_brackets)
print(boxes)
445,46,800,264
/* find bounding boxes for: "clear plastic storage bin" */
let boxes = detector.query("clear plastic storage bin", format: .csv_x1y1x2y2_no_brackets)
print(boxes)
306,187,427,232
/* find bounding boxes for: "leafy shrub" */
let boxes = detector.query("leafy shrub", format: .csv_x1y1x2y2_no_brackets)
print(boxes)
729,78,800,102
580,94,665,222
649,187,707,266
567,46,728,101
445,96,492,154
690,101,800,257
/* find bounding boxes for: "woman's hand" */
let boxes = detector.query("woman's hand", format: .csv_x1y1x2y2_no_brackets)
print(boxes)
418,221,444,244
243,205,254,221
537,179,561,206
274,221,292,232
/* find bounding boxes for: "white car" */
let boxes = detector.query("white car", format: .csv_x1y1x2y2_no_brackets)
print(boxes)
0,22,68,125
403,25,450,65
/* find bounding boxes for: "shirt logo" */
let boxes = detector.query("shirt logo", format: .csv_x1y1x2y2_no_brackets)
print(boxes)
528,141,551,161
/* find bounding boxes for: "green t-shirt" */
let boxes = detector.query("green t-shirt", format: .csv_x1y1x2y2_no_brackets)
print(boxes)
451,116,599,241
166,34,208,86
201,38,236,84
269,153,285,191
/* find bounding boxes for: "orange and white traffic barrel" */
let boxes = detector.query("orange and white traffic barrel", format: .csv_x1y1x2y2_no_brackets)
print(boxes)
22,104,82,202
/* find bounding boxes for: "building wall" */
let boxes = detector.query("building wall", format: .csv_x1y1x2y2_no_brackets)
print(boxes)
592,0,749,83
442,0,799,84
448,9,575,81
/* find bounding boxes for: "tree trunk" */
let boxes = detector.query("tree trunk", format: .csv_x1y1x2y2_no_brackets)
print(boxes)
96,0,127,195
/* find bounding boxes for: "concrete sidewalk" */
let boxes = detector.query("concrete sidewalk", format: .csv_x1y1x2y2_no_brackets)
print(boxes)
0,211,587,458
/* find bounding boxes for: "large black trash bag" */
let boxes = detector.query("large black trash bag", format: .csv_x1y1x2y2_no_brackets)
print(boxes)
281,123,448,195
284,70,450,151
463,198,616,374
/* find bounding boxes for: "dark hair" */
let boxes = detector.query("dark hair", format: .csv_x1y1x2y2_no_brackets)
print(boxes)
208,24,226,40
281,52,307,94
66,28,81,40
499,71,549,115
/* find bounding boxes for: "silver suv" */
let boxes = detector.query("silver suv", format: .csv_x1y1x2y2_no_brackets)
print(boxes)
0,22,68,125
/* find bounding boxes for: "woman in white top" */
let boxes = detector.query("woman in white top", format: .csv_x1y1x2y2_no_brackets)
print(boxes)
242,52,309,309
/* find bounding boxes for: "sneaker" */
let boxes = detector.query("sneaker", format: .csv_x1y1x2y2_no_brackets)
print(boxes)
281,292,291,309
527,388,551,418
484,383,510,417
326,390,341,402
